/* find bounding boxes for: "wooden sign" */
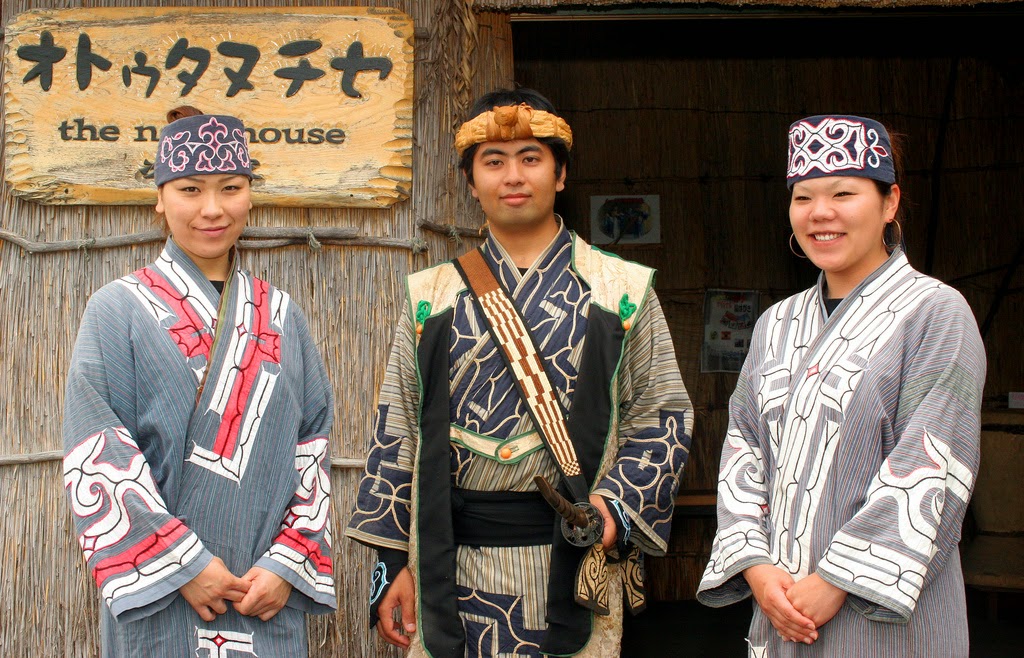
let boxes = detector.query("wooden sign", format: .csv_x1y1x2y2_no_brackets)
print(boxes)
2,7,413,207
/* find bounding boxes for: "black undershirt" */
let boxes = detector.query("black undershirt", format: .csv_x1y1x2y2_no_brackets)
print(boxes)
824,298,843,316
211,280,225,294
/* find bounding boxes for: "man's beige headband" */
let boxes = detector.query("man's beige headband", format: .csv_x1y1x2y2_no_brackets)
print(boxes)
455,103,573,156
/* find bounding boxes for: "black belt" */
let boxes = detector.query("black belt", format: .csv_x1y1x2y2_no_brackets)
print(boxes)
451,489,555,547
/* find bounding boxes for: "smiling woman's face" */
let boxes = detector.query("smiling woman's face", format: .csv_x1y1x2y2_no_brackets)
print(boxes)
156,173,251,280
789,175,900,298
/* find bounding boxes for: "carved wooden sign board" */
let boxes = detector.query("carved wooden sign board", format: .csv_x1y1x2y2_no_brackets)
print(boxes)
2,7,414,207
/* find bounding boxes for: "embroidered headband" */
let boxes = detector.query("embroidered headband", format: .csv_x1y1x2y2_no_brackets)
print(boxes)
455,103,573,156
786,115,895,189
154,114,253,186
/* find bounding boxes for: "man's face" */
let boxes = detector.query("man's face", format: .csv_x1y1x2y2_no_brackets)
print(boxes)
469,138,566,235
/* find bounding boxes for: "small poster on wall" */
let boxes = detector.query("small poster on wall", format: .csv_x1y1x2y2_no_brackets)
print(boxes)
701,289,759,373
589,194,660,245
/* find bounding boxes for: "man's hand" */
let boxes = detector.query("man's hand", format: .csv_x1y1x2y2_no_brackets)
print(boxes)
785,573,847,629
588,494,618,551
233,566,293,621
377,566,416,648
180,557,250,622
743,564,818,644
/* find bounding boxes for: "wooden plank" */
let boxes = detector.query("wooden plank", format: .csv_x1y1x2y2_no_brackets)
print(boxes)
3,7,414,207
674,489,717,517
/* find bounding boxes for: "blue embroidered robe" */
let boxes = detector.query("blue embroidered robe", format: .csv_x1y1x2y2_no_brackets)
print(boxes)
347,227,693,657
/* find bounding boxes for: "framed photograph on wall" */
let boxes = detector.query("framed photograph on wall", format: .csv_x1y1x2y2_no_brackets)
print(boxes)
589,194,661,245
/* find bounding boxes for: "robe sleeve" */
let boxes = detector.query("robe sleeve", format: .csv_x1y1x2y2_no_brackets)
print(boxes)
345,305,419,622
345,306,419,551
592,291,694,555
63,288,213,622
694,309,774,607
816,289,986,622
256,306,337,613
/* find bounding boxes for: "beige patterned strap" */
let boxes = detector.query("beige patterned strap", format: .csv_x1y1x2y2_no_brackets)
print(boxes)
456,248,582,480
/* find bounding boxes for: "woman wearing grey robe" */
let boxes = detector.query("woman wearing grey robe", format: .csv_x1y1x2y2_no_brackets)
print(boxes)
697,115,986,656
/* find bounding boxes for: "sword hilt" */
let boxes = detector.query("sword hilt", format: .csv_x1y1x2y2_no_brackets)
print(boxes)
534,475,604,548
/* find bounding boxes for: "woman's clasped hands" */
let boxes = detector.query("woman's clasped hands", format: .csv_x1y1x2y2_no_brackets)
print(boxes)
180,557,294,622
744,564,848,645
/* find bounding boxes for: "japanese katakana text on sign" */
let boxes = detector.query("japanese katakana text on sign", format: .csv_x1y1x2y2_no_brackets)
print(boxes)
3,7,414,207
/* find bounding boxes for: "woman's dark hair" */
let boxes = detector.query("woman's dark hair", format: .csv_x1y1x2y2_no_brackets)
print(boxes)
458,87,572,186
155,106,213,234
876,128,906,248
166,105,204,123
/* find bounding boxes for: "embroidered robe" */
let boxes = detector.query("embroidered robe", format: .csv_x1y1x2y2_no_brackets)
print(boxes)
347,227,693,657
697,250,986,657
63,239,336,657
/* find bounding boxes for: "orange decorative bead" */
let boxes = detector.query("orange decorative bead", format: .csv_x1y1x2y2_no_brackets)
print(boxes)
499,447,513,460
416,324,423,335
622,320,632,331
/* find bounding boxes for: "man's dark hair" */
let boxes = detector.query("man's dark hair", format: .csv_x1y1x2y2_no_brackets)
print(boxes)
458,87,572,186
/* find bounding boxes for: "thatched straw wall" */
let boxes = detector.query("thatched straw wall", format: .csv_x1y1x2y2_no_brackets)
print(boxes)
512,12,1024,599
0,1,508,656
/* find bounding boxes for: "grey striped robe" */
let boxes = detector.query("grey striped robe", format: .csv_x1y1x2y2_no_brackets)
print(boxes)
698,250,986,657
63,239,336,657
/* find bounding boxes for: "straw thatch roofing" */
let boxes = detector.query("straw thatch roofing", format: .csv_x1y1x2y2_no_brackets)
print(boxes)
477,0,1022,8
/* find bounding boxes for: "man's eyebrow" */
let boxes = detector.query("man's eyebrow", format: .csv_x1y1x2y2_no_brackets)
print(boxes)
479,144,543,157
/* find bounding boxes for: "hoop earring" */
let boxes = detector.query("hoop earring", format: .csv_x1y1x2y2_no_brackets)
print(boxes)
789,233,808,259
884,219,903,251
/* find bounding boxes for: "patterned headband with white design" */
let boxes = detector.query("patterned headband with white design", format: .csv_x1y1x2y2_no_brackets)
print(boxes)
154,114,253,186
786,115,895,189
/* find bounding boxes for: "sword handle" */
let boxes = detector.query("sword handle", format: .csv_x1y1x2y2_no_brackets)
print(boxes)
534,475,604,547
534,475,588,527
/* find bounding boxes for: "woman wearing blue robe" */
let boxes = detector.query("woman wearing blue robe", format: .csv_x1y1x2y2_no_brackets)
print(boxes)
63,107,336,657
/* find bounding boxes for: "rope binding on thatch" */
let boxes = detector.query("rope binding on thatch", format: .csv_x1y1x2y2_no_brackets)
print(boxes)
0,226,426,254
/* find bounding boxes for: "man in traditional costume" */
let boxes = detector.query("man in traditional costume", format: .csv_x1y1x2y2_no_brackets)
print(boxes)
347,88,694,657
697,115,986,656
63,110,336,657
